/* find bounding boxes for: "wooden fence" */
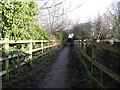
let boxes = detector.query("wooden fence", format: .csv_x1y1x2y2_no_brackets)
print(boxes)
0,38,60,80
74,39,120,88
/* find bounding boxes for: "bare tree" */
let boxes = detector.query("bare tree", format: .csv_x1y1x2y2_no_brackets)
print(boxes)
72,1,120,40
36,0,83,34
103,1,120,39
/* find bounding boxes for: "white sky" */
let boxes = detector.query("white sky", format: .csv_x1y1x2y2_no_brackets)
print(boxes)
64,0,117,23
37,0,118,23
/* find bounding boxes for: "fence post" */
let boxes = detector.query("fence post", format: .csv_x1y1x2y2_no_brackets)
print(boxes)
28,39,32,65
83,39,86,52
79,40,82,48
4,38,9,80
41,40,44,56
96,40,103,86
91,45,95,75
48,41,50,50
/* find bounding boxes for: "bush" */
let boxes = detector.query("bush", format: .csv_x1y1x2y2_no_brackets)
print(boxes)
0,0,49,40
54,31,68,42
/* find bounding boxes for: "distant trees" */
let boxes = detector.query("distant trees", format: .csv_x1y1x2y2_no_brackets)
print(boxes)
73,1,120,40
73,22,92,40
91,15,110,40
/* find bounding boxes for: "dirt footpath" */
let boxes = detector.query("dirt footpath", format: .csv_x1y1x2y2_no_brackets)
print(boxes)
39,46,70,88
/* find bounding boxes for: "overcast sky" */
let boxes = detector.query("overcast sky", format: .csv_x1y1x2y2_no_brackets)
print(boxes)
65,0,117,23
37,0,118,24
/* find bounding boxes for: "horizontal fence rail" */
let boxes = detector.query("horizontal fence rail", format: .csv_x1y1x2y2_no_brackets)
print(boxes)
0,38,60,79
74,39,120,87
